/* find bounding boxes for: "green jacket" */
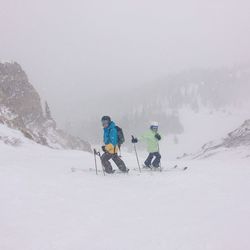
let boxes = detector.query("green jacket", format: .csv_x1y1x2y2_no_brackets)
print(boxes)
139,130,161,153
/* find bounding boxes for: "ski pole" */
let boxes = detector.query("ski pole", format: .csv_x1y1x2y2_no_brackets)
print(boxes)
93,149,98,175
131,136,141,173
96,150,105,176
118,145,122,158
157,142,162,172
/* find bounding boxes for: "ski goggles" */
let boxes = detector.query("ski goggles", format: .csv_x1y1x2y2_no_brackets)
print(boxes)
151,126,159,130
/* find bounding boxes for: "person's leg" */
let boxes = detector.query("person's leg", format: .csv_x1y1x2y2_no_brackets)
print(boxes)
152,152,161,167
144,153,154,167
112,154,128,172
101,152,114,173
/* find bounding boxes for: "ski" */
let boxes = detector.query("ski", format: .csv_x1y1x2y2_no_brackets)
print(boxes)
71,167,101,173
164,165,188,171
133,165,188,172
71,165,187,174
172,165,188,171
71,167,129,175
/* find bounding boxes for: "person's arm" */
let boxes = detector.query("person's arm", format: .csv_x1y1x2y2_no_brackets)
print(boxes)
155,133,162,140
131,131,150,143
109,127,118,146
103,129,108,144
139,131,150,142
104,127,118,154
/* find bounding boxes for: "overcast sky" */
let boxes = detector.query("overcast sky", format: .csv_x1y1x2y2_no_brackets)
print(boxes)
0,0,250,125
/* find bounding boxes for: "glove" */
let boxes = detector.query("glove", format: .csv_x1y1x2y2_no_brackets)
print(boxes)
131,136,138,143
155,133,161,140
102,146,106,152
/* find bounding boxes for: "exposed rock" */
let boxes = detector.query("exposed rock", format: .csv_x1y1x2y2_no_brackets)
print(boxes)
0,62,91,152
185,119,250,159
225,120,250,147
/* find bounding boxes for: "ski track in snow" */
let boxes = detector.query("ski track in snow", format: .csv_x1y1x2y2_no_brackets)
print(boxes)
0,140,250,250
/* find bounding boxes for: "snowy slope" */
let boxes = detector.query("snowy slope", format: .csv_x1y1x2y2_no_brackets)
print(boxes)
0,62,91,152
1,124,250,250
182,119,250,160
161,107,250,159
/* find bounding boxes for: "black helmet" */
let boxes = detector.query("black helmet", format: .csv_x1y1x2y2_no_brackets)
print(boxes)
101,116,111,123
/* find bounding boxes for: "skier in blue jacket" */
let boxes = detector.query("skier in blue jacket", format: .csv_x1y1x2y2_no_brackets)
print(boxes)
101,116,128,174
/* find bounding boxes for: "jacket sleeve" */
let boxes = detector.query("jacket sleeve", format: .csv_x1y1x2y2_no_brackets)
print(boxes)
103,130,108,144
139,131,150,142
109,127,118,146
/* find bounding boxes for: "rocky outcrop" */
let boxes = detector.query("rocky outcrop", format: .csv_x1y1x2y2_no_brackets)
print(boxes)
184,120,250,159
0,61,91,152
225,120,250,147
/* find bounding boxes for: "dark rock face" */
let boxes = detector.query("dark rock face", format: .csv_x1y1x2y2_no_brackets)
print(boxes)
0,62,44,124
0,62,91,152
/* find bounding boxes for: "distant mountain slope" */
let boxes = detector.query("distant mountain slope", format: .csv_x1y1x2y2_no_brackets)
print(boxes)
0,61,91,152
185,119,250,159
79,64,250,145
144,65,250,109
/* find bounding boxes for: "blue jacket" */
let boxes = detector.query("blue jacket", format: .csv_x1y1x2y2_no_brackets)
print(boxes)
103,121,118,146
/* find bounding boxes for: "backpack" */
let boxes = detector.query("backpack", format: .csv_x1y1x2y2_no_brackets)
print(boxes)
116,126,125,146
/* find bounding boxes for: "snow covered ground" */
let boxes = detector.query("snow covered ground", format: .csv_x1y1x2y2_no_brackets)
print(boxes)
1,125,250,250
162,106,250,159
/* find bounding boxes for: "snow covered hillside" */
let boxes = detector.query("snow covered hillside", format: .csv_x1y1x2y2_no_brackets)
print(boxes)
183,119,250,160
1,124,250,250
0,61,91,152
161,108,250,160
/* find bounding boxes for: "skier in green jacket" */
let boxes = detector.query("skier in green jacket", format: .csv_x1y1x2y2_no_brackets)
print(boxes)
132,121,162,169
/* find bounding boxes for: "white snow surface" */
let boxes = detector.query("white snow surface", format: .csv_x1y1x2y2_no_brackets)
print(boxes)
1,125,250,250
0,59,14,64
162,106,250,159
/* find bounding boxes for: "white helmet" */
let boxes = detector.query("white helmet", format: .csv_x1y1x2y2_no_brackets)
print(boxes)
150,121,159,127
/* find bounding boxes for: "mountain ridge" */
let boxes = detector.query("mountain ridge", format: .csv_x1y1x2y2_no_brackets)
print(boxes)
0,61,91,152
182,119,250,160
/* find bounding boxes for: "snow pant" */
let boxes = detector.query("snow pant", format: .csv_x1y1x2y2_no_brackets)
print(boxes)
144,152,161,168
101,152,128,174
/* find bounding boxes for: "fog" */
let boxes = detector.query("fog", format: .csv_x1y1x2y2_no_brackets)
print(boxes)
1,0,250,128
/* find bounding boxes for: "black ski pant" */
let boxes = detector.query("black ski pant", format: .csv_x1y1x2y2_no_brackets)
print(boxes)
144,152,161,168
101,152,127,174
